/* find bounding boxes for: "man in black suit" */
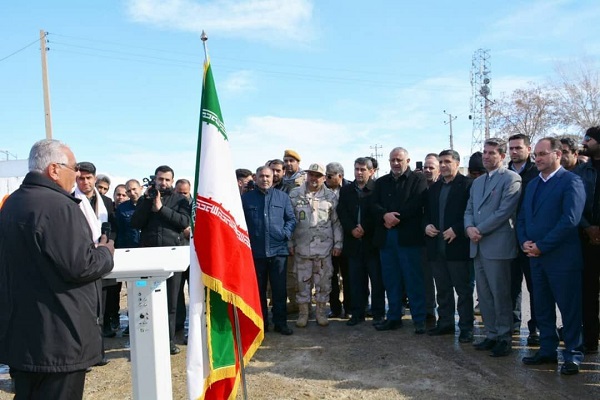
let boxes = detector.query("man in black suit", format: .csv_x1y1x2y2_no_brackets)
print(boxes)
337,157,385,326
131,165,191,355
74,162,117,340
424,150,474,343
507,134,540,344
325,162,352,318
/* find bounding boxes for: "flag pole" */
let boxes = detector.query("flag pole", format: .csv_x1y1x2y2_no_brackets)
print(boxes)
200,30,249,400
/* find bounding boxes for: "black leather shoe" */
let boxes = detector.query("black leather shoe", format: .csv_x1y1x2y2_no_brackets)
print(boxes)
328,311,341,318
427,325,455,336
346,316,364,326
459,330,474,343
375,319,402,331
582,345,599,355
371,317,383,326
274,325,293,335
94,357,110,367
474,338,497,351
425,313,437,329
522,352,558,365
527,333,540,346
170,342,181,355
102,326,116,338
490,340,512,357
561,361,580,375
414,321,426,334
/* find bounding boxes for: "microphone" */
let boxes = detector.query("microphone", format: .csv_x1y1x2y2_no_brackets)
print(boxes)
101,222,111,238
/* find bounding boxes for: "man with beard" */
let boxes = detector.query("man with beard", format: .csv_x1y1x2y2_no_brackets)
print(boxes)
268,159,292,193
574,126,600,354
560,137,583,172
337,157,385,326
74,162,117,343
282,149,306,188
289,163,343,327
131,165,191,355
507,134,540,345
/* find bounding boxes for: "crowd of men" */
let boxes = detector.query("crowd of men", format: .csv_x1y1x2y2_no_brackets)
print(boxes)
236,129,600,377
1,127,599,397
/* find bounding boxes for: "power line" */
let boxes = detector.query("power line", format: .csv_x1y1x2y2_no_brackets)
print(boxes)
47,31,467,90
0,37,41,63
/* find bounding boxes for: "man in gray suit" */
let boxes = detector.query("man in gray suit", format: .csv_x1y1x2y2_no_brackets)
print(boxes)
465,138,522,357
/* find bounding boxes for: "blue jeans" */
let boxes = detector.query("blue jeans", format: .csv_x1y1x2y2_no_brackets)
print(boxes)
379,229,425,322
254,256,288,328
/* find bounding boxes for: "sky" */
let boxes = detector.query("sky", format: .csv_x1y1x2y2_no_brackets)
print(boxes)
2,0,600,187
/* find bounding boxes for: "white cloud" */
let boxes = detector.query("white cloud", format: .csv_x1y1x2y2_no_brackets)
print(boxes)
125,0,315,44
485,1,600,44
221,70,255,94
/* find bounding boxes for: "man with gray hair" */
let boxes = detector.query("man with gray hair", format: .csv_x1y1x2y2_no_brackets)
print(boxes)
242,166,296,335
372,147,428,333
325,161,352,318
0,139,114,399
95,174,111,196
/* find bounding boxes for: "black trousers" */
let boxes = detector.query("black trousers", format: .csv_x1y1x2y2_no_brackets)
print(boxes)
255,256,288,328
166,271,183,342
103,282,122,327
582,241,600,349
12,369,86,400
510,251,537,333
176,267,190,331
329,254,350,314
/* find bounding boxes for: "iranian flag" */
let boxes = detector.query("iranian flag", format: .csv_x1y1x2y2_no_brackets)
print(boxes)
186,54,264,400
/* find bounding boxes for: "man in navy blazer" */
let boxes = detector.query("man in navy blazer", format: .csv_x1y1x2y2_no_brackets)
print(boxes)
517,137,586,375
464,138,521,357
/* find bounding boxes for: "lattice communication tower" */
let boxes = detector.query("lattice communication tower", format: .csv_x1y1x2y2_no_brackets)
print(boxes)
469,49,492,154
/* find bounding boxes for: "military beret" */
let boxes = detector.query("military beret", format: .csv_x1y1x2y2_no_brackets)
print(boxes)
283,149,301,162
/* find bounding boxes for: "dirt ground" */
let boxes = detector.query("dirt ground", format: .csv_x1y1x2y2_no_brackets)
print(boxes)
1,287,600,400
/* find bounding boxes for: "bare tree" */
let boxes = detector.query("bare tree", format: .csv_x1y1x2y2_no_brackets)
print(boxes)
490,83,561,143
553,60,600,130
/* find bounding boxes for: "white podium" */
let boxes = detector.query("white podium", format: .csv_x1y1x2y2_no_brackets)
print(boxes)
107,246,190,400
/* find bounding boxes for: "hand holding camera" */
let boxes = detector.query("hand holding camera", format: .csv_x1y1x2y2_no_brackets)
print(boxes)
143,175,163,212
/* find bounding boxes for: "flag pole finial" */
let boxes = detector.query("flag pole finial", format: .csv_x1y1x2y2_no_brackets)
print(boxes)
201,31,209,59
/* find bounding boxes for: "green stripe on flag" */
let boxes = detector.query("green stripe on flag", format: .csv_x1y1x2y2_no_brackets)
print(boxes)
201,64,227,140
208,289,236,369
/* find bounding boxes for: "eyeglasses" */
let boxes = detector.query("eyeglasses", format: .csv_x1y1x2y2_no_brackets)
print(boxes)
584,135,595,142
326,174,337,179
57,163,80,172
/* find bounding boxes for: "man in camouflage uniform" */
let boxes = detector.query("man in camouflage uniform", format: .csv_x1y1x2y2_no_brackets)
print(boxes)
282,149,306,314
289,163,343,327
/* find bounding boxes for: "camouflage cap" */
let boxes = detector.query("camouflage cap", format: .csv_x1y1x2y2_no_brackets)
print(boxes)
307,163,326,176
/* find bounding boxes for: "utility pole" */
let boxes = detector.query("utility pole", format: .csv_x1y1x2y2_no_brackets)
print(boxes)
443,110,457,150
369,144,383,178
40,30,53,139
